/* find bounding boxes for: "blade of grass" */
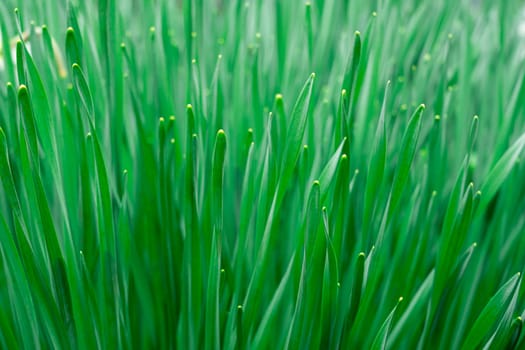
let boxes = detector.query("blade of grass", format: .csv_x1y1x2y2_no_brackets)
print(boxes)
461,273,521,350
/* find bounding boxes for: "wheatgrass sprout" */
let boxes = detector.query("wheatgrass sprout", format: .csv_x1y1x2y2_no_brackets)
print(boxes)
0,0,525,349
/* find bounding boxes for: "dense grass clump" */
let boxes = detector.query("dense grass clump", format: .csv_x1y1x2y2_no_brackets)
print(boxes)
1,0,525,348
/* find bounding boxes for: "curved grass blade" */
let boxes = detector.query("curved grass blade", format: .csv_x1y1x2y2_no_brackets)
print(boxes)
428,243,477,343
318,137,346,202
478,132,525,213
251,253,297,349
370,297,403,350
386,104,425,219
278,73,315,203
20,39,56,158
504,317,522,349
461,273,521,350
0,217,39,349
72,63,95,125
389,270,434,346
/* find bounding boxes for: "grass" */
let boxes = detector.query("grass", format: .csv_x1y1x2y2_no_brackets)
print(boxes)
1,0,525,348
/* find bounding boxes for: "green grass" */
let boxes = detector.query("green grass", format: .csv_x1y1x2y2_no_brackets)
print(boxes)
1,0,525,348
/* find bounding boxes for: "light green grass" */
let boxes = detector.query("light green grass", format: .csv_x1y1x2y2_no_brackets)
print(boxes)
1,0,525,348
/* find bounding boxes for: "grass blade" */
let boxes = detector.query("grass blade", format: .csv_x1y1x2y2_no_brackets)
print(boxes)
370,297,403,350
461,273,521,350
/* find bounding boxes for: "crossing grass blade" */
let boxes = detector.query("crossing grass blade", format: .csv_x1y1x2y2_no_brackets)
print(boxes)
370,297,403,350
242,73,314,330
389,270,434,346
278,73,315,204
461,273,521,350
433,184,477,308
